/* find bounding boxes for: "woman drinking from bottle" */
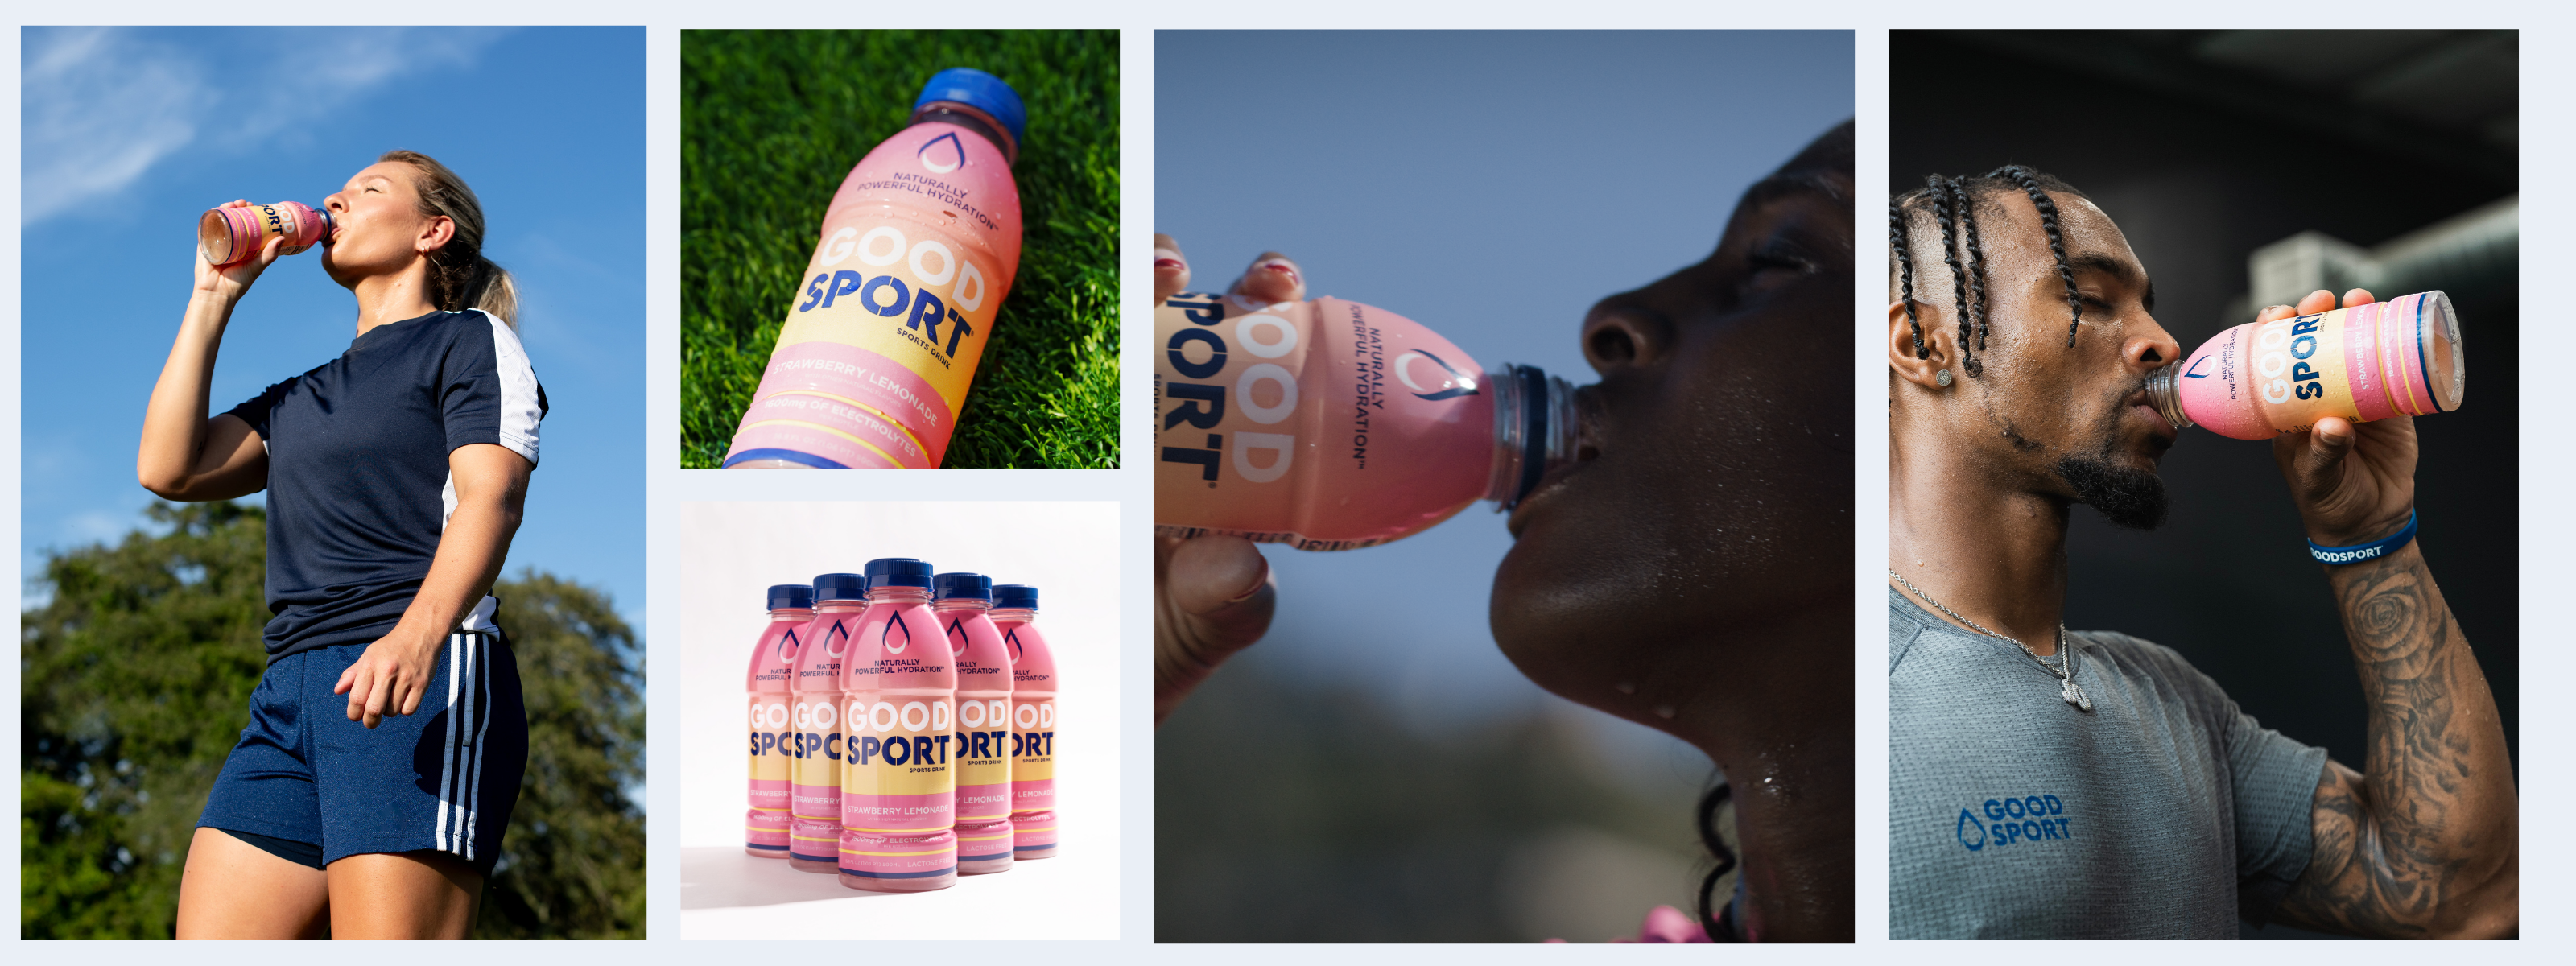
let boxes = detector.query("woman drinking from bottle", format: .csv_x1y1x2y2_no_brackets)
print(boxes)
141,151,545,939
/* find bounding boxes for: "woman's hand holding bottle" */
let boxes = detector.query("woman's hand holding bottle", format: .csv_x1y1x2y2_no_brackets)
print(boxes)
191,200,285,304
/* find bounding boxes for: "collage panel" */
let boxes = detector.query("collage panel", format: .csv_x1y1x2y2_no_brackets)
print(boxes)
1885,29,2517,940
675,501,1119,939
19,27,646,939
1151,30,1857,943
679,29,1119,469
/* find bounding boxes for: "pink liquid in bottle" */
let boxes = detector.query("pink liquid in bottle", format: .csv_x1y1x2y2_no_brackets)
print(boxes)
786,572,865,873
989,584,1057,859
837,559,958,892
1154,295,1576,549
2148,291,2464,440
936,572,1016,875
745,583,813,858
198,201,334,267
724,68,1026,469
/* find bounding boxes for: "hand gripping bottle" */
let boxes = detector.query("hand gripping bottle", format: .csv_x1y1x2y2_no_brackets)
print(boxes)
723,68,1028,469
786,572,866,873
989,584,1057,859
199,201,335,268
837,558,959,892
935,572,1016,874
1154,294,1577,550
745,583,814,858
2147,291,2464,440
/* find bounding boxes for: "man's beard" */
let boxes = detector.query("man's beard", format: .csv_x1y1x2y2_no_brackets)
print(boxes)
2055,452,2169,530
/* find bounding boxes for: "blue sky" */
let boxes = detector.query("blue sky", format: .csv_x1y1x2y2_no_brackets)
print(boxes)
19,27,645,632
1158,31,1853,733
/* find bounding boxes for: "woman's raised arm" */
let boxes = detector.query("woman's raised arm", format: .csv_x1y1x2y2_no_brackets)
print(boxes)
138,207,279,501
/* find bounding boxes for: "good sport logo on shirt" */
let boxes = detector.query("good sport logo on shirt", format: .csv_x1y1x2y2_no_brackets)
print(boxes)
1955,794,2073,852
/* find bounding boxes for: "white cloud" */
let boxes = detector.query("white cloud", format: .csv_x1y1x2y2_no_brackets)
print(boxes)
21,27,510,225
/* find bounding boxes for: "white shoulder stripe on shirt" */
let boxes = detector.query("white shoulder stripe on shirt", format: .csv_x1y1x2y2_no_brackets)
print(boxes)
471,308,543,467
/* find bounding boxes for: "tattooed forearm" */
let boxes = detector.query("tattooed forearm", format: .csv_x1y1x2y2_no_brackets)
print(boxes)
2271,545,2516,938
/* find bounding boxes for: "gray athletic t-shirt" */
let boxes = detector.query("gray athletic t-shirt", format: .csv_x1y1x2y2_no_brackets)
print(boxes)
1889,588,2328,939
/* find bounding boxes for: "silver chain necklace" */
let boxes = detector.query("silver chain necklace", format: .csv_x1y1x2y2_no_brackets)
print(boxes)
1889,570,2092,712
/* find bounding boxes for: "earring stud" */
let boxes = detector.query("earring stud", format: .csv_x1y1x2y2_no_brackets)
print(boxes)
1935,369,1954,387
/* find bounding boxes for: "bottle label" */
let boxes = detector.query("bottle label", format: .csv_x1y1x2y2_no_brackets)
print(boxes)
1152,295,1496,549
747,694,791,810
838,828,958,881
840,696,956,832
729,122,1019,469
953,696,1014,821
1011,696,1056,812
2177,292,2458,439
787,696,843,820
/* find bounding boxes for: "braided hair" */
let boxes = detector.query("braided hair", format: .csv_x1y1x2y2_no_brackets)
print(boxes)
1888,166,2088,375
1695,781,1742,942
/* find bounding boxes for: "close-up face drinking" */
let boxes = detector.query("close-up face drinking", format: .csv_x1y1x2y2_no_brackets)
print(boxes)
1154,122,1857,943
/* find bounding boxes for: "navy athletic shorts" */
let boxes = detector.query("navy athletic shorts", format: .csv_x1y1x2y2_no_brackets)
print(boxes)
198,625,526,878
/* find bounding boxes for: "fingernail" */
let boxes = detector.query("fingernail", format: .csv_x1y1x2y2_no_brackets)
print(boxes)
1224,559,1271,603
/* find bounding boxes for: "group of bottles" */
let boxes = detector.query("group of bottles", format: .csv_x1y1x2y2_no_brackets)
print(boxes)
745,559,1058,892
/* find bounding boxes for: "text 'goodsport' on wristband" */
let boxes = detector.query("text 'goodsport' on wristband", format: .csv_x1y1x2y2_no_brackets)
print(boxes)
2308,509,2418,566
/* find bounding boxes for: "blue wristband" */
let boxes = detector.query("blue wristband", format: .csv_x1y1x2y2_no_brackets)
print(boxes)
2308,510,2417,565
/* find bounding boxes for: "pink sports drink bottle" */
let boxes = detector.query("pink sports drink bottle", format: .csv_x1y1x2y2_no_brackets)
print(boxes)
724,68,1027,469
786,572,865,873
1154,294,1577,549
990,584,1056,859
199,201,334,267
837,559,959,892
745,583,814,858
2147,291,2464,440
936,572,1016,875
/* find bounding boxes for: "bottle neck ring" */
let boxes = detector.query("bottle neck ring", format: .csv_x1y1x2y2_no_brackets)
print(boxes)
932,598,993,612
2144,368,2193,431
910,102,1018,166
869,587,934,605
1482,363,1579,509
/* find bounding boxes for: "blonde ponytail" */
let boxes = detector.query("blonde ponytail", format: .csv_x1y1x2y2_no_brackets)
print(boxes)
379,149,518,328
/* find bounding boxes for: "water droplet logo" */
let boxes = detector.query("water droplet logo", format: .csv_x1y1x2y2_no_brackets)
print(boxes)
1957,809,1988,852
776,626,802,663
947,617,970,657
1005,628,1022,663
918,132,965,174
2185,356,2212,379
1393,349,1479,401
824,620,848,657
883,613,912,654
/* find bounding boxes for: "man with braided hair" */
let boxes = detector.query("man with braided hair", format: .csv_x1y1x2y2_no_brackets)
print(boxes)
1885,167,2516,939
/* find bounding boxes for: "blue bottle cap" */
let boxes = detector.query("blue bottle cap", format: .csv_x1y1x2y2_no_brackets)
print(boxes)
767,584,815,609
914,68,1026,147
992,584,1039,609
865,558,935,588
811,573,868,602
933,572,992,601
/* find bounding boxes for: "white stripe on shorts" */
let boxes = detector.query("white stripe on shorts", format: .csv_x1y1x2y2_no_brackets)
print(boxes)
435,632,462,853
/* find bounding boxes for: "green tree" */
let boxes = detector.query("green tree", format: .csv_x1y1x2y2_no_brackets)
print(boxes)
22,502,646,939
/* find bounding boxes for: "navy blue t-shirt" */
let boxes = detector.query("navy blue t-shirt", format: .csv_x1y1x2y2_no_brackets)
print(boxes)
224,309,547,662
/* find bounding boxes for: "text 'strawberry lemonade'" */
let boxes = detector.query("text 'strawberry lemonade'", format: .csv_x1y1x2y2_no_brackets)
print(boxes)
1154,294,1577,549
838,559,959,892
786,573,865,873
198,201,335,268
935,572,1016,875
2148,291,2465,440
989,584,1057,859
745,583,813,858
724,68,1026,469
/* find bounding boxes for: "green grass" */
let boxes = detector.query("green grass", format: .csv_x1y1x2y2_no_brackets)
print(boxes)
681,30,1119,468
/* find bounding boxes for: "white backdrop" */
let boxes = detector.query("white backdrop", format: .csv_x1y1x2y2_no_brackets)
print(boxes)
675,501,1121,939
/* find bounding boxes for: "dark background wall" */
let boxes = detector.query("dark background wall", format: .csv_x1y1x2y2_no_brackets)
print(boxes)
1892,30,2518,940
